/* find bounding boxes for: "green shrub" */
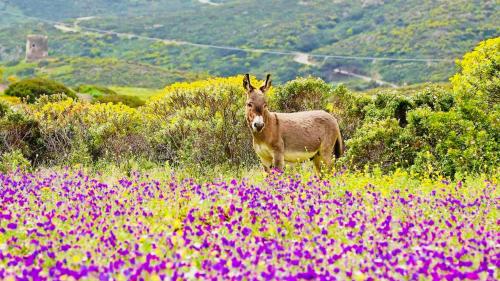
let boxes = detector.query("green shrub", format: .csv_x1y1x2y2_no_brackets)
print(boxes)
5,78,76,103
413,85,455,111
407,108,498,177
0,100,10,118
0,149,31,173
345,105,498,177
75,84,118,97
94,94,145,108
363,93,413,127
270,76,333,112
19,99,152,166
339,39,499,178
329,84,372,141
25,99,90,165
0,110,44,165
344,118,409,171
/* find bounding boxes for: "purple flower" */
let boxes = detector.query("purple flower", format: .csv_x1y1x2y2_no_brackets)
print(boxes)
242,227,251,237
7,223,17,230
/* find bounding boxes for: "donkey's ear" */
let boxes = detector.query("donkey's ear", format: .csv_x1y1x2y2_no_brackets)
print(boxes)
260,74,272,93
243,74,254,92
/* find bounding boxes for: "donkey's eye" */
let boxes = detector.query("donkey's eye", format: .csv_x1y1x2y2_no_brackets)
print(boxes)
247,103,253,108
263,104,267,108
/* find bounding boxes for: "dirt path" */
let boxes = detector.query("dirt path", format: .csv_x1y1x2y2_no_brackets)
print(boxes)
293,53,317,66
333,68,398,88
198,0,222,6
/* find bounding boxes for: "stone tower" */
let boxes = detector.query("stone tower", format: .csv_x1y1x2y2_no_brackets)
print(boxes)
26,35,48,61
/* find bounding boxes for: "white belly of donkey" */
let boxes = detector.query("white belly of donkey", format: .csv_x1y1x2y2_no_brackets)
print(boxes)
284,150,317,162
255,143,317,163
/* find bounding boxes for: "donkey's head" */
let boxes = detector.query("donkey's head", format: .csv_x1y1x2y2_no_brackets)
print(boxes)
243,74,272,133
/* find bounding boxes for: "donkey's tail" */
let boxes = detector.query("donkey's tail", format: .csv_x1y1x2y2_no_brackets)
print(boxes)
334,135,344,159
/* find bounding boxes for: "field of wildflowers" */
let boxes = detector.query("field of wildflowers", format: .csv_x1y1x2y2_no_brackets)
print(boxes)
0,169,497,280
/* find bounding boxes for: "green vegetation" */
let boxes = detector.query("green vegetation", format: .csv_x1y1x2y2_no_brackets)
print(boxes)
451,37,499,107
0,1,497,89
0,5,497,279
271,76,333,112
144,76,255,168
5,77,75,103
0,149,30,173
340,39,500,176
0,38,497,179
1,57,207,88
75,84,117,97
94,94,145,108
109,86,162,100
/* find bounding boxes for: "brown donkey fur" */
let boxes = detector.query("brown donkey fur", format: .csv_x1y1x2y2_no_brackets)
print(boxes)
243,74,344,174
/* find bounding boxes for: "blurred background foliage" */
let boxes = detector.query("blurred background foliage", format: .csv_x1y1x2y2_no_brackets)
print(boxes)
0,0,498,90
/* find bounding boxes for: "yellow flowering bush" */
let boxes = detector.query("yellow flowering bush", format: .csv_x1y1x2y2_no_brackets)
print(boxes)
9,98,156,165
451,37,499,107
145,75,264,168
84,102,152,162
27,98,89,164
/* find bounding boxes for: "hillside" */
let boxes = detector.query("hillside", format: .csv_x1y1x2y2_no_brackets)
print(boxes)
1,57,207,88
0,0,498,89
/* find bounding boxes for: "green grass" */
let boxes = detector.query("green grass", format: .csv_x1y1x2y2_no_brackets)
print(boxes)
109,86,162,101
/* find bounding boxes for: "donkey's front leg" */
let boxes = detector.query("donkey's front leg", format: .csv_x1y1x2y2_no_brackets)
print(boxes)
272,151,285,171
259,157,272,173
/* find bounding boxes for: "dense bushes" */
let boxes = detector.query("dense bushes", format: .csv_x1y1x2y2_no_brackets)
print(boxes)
0,98,154,167
407,109,497,176
341,38,499,177
342,83,498,176
5,78,76,103
344,118,407,170
0,101,9,118
84,102,151,161
145,76,258,168
329,85,371,140
25,99,153,165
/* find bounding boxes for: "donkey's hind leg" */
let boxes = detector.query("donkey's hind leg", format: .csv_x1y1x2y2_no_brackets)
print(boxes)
313,154,323,175
314,146,334,176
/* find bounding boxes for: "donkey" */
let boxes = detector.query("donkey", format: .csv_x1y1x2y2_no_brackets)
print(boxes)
243,74,344,174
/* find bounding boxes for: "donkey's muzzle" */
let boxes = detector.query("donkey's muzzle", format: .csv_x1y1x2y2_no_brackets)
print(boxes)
253,122,265,132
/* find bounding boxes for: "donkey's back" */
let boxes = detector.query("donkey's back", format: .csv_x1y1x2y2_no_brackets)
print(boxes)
275,110,341,158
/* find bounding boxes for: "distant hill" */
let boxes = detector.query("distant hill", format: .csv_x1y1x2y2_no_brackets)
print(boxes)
0,0,498,89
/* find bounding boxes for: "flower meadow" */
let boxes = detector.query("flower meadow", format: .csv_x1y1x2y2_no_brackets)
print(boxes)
0,169,498,280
